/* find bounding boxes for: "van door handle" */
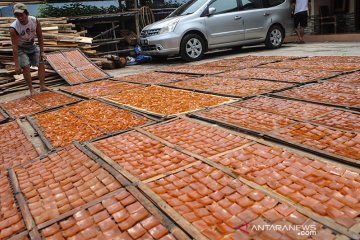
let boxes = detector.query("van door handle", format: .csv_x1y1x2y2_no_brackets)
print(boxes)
234,16,242,20
264,12,270,16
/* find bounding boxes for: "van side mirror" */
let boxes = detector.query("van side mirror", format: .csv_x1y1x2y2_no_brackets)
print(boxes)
208,7,216,15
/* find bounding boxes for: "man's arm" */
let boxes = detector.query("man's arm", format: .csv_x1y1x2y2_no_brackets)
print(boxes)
36,19,45,59
9,28,21,74
291,0,296,15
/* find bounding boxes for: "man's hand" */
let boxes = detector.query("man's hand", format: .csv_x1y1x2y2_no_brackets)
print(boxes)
15,64,22,75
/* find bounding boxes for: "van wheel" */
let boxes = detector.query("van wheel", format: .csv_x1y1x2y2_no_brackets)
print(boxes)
265,25,284,49
180,34,205,61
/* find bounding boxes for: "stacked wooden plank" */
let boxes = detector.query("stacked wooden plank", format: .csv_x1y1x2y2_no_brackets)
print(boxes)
0,17,92,54
0,17,94,95
0,67,65,96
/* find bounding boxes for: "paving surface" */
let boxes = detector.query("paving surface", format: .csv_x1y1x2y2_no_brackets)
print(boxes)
0,42,360,239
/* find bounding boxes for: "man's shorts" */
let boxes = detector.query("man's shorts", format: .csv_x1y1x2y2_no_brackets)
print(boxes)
18,45,42,68
294,11,308,28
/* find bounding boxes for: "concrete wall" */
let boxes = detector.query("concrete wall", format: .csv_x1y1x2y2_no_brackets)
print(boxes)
308,0,357,34
312,0,355,15
312,0,330,16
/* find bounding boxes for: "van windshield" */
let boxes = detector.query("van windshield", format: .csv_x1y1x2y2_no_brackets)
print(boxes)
168,0,209,17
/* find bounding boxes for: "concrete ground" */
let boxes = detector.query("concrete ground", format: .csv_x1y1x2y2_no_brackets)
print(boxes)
106,41,360,78
1,41,360,102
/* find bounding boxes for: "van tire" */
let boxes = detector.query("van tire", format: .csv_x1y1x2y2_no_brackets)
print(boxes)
265,25,284,49
180,34,205,61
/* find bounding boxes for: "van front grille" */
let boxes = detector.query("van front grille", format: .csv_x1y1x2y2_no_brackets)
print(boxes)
140,29,161,37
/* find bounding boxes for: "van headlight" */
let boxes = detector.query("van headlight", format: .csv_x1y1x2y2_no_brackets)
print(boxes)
159,19,179,35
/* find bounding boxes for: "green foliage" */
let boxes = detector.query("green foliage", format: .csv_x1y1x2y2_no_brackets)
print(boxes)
143,0,182,8
37,3,120,17
37,1,183,17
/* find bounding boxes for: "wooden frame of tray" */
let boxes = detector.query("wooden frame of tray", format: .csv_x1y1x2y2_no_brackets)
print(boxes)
188,112,360,168
85,140,207,240
8,169,42,239
27,99,155,150
134,116,359,239
139,115,360,239
180,115,360,172
101,92,237,119
257,61,360,72
0,105,11,124
26,116,54,151
15,119,44,157
86,126,201,184
197,58,282,69
29,142,190,240
270,93,360,112
113,73,197,85
201,56,304,69
214,71,333,85
0,96,44,120
59,79,147,100
155,67,230,76
46,48,111,85
229,95,353,122
7,142,190,240
230,98,360,134
326,70,360,86
160,79,298,98
8,231,29,240
1,90,82,120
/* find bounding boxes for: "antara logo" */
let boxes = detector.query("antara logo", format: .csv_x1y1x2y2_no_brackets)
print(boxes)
235,223,317,236
236,223,249,234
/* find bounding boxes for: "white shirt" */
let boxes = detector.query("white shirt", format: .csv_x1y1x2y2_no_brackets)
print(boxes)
294,0,308,14
10,16,37,48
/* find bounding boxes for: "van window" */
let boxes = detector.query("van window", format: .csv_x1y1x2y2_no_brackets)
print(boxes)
209,0,238,14
168,0,209,17
239,0,263,10
263,0,285,7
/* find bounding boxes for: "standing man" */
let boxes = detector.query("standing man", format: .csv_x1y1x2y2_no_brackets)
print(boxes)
10,3,47,95
292,0,310,44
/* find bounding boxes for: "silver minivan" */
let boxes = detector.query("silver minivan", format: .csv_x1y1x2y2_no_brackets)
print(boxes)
139,0,292,61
